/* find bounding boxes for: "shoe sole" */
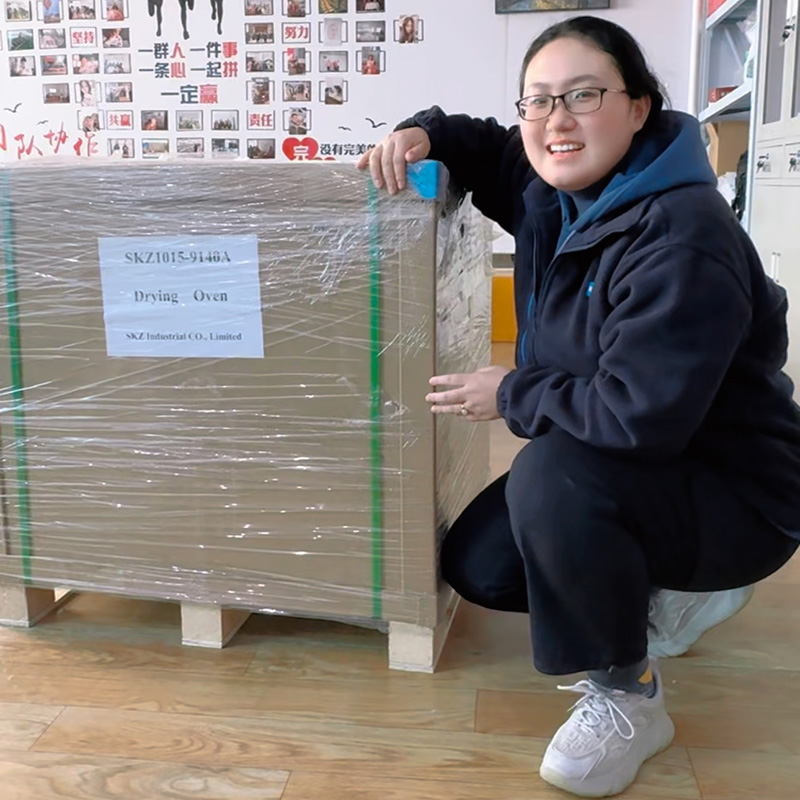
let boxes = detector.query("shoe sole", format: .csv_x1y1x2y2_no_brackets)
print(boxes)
539,714,675,798
648,586,755,659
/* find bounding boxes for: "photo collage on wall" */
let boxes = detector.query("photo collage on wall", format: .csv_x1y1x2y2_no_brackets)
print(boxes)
4,0,134,151
0,0,425,162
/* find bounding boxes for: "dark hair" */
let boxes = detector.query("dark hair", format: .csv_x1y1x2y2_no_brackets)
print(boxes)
518,17,667,130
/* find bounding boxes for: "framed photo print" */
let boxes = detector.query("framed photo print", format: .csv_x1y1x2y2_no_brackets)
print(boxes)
247,138,275,159
495,1,610,12
5,0,32,21
177,137,204,157
177,109,203,130
108,138,134,157
245,0,273,15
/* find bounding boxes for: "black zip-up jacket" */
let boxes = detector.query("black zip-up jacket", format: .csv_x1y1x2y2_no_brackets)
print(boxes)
401,106,800,539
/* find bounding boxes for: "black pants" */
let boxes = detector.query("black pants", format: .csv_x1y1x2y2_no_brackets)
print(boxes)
440,429,798,675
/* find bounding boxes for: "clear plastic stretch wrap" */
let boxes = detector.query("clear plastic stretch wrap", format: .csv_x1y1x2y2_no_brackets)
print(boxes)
0,160,491,630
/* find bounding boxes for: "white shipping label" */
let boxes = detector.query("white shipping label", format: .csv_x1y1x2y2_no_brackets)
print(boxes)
98,235,264,358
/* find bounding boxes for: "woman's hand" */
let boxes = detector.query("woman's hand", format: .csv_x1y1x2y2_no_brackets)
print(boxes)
356,127,431,195
426,366,511,422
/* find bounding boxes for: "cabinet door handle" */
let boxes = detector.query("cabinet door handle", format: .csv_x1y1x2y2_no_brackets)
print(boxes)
782,23,796,41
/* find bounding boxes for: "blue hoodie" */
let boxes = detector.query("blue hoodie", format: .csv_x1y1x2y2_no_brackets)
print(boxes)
400,106,800,539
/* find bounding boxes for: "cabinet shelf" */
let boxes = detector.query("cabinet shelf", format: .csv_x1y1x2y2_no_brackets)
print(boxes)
699,81,753,123
706,0,758,29
706,0,758,30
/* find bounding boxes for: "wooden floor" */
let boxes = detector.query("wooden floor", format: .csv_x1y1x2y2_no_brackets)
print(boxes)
1,344,799,799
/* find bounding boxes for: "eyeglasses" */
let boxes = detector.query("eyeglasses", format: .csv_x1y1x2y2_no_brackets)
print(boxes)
515,87,628,121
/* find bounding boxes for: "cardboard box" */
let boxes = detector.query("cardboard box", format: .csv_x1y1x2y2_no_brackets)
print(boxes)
706,121,750,176
0,162,491,629
709,86,738,104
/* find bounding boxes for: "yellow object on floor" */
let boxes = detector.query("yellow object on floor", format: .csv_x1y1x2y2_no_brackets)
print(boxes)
492,271,517,343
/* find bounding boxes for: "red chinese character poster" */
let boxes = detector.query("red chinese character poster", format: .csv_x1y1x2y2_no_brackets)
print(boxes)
1,0,430,162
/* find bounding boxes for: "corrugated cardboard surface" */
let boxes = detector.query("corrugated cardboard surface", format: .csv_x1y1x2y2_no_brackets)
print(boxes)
0,162,490,627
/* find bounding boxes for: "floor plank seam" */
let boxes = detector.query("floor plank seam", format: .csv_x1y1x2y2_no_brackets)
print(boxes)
25,705,67,753
683,745,704,800
30,705,480,734
279,771,297,799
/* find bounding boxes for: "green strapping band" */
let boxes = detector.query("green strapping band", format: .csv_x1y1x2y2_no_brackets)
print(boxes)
367,180,383,619
1,170,32,585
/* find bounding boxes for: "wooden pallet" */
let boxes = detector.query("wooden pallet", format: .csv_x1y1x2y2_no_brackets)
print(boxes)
0,582,460,673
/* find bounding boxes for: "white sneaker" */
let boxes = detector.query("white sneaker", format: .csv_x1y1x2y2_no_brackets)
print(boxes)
539,662,674,798
647,585,755,658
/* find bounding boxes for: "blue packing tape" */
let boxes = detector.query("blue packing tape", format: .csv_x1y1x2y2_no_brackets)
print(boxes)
406,160,440,201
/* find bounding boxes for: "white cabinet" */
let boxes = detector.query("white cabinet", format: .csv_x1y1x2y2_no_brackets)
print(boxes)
757,0,800,139
750,0,800,385
691,0,763,228
750,184,800,381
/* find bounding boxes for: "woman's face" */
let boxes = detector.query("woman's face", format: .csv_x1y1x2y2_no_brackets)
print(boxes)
519,36,650,192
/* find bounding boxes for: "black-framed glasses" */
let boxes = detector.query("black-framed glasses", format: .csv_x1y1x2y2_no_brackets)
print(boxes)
515,87,628,121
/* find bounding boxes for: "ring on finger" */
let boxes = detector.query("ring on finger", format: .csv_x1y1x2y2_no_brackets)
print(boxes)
459,403,469,417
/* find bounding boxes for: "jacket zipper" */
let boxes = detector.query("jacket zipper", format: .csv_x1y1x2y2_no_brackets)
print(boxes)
521,229,578,364
518,229,537,365
519,293,535,365
531,230,577,333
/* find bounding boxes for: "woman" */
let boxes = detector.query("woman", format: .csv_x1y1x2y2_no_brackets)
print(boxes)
76,55,99,74
358,16,800,799
398,15,416,44
104,28,123,47
79,79,97,107
361,53,379,75
106,3,124,21
81,112,99,132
